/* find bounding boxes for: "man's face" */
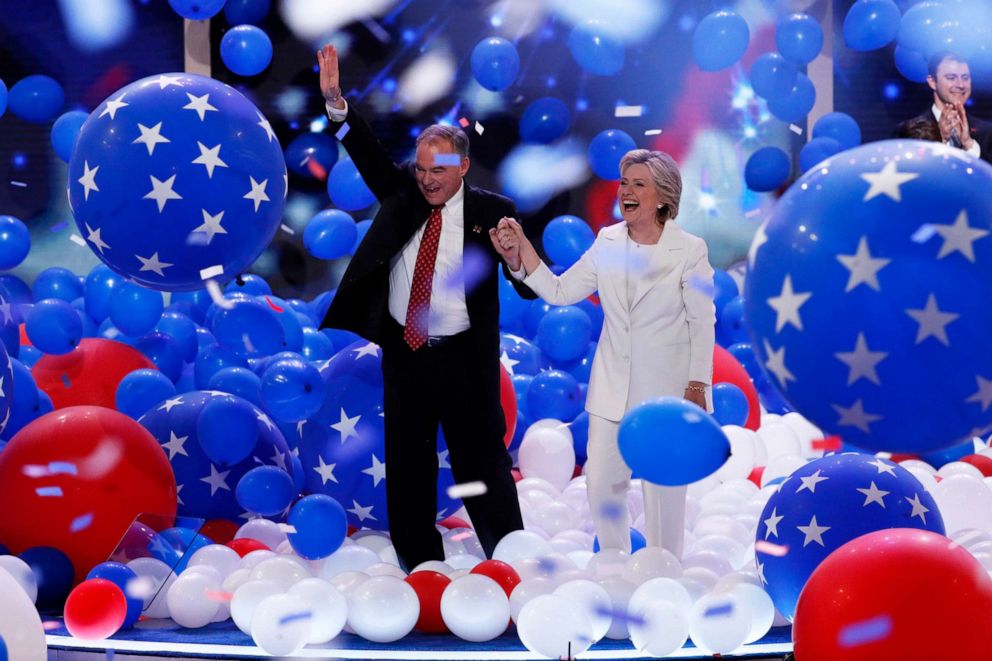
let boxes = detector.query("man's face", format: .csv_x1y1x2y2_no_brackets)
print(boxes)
414,139,469,207
928,58,972,107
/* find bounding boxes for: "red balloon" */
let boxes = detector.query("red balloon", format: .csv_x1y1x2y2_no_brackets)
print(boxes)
960,454,992,477
404,570,451,633
64,578,128,640
200,519,239,544
32,338,156,410
0,406,177,582
499,363,516,448
713,345,759,430
794,528,992,661
470,559,521,598
227,538,271,557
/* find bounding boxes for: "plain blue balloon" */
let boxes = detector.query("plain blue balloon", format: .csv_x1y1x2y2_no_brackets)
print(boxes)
50,110,89,163
693,10,750,72
236,465,296,516
168,0,226,19
135,332,185,382
749,52,798,101
713,269,740,320
33,267,83,302
86,561,142,628
221,24,273,76
727,342,760,379
0,78,7,117
844,0,901,51
260,357,325,422
776,13,823,65
170,289,212,325
767,73,816,123
712,382,750,426
287,494,348,560
0,216,30,270
25,298,83,355
352,219,372,253
211,296,284,358
718,295,749,346
575,298,603,340
109,281,163,337
536,306,592,363
197,395,258,466
83,264,122,322
522,299,554,340
207,365,262,404
519,97,571,144
18,345,41,368
919,437,974,468
896,1,944,54
498,272,529,326
8,75,64,124
194,344,248,389
470,37,520,91
224,0,270,25
745,147,791,192
304,209,357,260
567,21,624,76
618,397,731,486
327,158,376,211
526,369,582,421
155,311,199,362
20,546,75,610
224,273,272,297
588,129,637,180
116,368,176,419
811,112,862,150
799,136,843,172
543,215,594,268
300,326,334,362
894,45,928,83
285,132,339,178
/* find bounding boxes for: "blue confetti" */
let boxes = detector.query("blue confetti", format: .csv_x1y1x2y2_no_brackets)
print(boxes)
60,373,71,389
277,610,313,626
70,513,94,533
839,614,893,647
48,462,78,475
593,605,644,627
703,601,735,618
335,124,350,141
36,486,64,497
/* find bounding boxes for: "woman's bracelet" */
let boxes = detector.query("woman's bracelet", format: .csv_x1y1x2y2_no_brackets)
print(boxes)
685,384,706,393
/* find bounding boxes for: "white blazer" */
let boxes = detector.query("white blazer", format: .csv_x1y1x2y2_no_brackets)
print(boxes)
524,221,716,422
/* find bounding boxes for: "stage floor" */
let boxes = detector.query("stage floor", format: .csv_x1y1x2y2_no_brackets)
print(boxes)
45,621,793,660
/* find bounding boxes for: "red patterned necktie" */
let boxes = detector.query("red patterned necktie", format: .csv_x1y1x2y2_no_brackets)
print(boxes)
403,206,443,349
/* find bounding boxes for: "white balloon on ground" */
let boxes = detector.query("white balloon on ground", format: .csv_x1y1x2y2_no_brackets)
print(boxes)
167,571,220,629
622,546,682,584
518,425,576,491
236,518,287,549
250,593,311,657
289,578,348,644
517,594,594,659
629,600,690,656
756,421,802,462
321,544,382,578
231,579,283,635
553,578,613,642
0,555,38,603
717,426,757,481
508,577,557,623
492,530,553,564
629,576,693,615
688,591,750,654
0,566,46,660
240,550,277,570
347,575,419,643
932,473,992,535
440,574,510,642
126,557,176,619
596,576,637,639
249,556,310,589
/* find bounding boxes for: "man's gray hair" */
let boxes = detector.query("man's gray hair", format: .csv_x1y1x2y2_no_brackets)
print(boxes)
619,149,682,221
416,124,470,158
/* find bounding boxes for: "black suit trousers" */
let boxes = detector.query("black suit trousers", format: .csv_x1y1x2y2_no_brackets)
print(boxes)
379,319,523,572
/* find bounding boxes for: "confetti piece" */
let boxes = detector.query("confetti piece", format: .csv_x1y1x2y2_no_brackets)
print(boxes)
70,234,87,247
36,486,64,497
50,220,69,233
265,296,284,313
241,333,256,355
755,540,790,557
9,181,27,188
205,589,234,603
433,153,461,167
594,605,645,627
474,121,484,136
745,208,762,218
22,465,51,478
306,158,327,180
278,610,313,626
335,124,350,141
200,264,224,280
49,462,78,475
70,513,94,532
450,531,475,542
703,601,735,618
277,524,298,534
911,224,936,243
644,129,663,136
614,105,644,118
458,117,470,128
446,481,488,499
280,224,295,235
789,124,803,135
205,280,234,310
61,373,72,388
812,436,842,451
839,615,893,647
42,620,62,631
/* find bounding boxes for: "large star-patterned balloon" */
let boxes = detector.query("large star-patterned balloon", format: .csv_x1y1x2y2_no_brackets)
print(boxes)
746,139,992,453
755,452,943,620
67,73,287,291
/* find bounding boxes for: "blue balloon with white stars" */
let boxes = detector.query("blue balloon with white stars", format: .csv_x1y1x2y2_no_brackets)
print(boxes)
67,73,286,291
138,390,295,521
746,139,992,453
293,340,462,530
755,453,943,620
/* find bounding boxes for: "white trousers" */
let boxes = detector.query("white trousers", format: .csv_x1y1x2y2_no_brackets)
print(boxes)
586,413,687,558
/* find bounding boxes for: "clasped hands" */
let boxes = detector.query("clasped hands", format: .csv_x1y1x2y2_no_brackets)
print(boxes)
939,102,973,149
489,217,526,272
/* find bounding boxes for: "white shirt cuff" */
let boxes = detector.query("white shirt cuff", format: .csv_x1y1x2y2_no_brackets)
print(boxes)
508,265,526,281
968,139,981,157
325,98,349,122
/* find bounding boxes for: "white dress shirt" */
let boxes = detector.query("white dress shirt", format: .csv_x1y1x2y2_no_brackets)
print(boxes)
327,99,470,337
932,104,981,157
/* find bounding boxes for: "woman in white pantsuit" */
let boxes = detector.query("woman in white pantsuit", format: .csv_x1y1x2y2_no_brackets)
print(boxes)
491,149,716,558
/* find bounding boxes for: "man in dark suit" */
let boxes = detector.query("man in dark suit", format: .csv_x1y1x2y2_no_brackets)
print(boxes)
316,44,533,572
896,51,992,164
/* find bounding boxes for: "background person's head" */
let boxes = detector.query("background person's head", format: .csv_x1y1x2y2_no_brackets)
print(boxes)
618,149,682,227
414,125,470,207
927,52,972,109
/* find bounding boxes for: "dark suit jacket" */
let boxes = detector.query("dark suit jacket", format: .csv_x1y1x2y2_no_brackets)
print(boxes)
320,104,536,361
896,109,992,165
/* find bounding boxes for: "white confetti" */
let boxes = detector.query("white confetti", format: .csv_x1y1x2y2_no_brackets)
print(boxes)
446,481,488,499
280,224,295,235
644,129,663,136
614,105,644,118
200,264,224,280
70,234,87,246
789,124,804,135
474,121,485,136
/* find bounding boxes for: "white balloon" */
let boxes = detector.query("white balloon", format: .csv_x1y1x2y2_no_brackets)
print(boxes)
550,537,584,555
688,592,751,654
231,579,283,635
629,576,692,615
532,502,581,536
0,567,46,660
327,570,369,597
899,459,938,475
492,530,553,564
235,518,287,549
517,594,594,659
586,548,628,577
187,544,242,580
352,531,393,554
694,515,751,545
181,564,222,584
517,476,562,498
938,461,984,480
289,578,347,644
553,529,594,549
933,473,992,535
687,474,720,499
249,556,310,588
321,544,382,578
622,546,682,584
761,454,807,487
0,555,37,604
166,572,220,629
757,422,802,462
126,557,175,619
780,412,825,457
566,549,594,571
629,601,690,656
595,576,637,639
677,576,707,604
445,553,483,570
529,418,574,444
240,549,277,570
347,575,419,643
683,566,720,592
518,426,576,491
440,574,510,642
365,562,408,578
378,544,400,566
905,466,939,493
553,578,612,642
508,577,557,622
682,550,734,577
728,582,774,644
717,426,757,481
411,560,454,575
250,593,311,657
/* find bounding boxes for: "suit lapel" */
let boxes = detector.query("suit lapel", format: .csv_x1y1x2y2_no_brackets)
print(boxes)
630,222,685,311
